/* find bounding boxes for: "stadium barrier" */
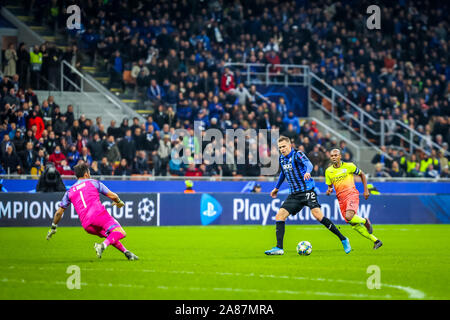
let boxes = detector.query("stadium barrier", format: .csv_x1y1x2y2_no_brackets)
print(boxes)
1,177,450,193
0,193,448,227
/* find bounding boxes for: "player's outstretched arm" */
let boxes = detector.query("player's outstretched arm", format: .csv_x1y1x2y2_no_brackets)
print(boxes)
106,191,125,208
359,170,370,200
47,207,65,240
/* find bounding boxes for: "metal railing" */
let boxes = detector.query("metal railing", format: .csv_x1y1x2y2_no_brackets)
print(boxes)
307,117,361,163
60,60,145,122
224,62,309,86
224,62,449,157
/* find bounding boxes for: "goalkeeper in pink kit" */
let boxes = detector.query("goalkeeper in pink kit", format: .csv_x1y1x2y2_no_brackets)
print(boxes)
46,163,139,260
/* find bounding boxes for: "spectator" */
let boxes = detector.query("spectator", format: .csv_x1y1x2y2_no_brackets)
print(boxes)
56,159,74,176
234,82,252,106
27,110,45,140
87,132,104,161
311,164,324,177
409,163,424,178
48,145,66,166
29,45,43,89
155,134,171,176
20,141,36,174
99,157,113,176
66,144,80,169
4,43,18,77
220,67,235,94
389,161,404,178
103,135,121,164
79,147,93,166
90,161,101,176
374,163,390,178
371,146,391,169
283,111,300,134
2,145,22,174
118,129,136,164
147,79,165,103
308,144,326,168
339,140,353,160
185,161,202,177
114,158,131,176
425,164,439,179
132,150,149,174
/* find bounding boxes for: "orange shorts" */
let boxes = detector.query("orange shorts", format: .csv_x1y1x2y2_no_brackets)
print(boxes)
338,193,359,222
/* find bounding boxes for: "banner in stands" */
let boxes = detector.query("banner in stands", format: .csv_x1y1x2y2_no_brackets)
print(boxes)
256,85,309,117
0,193,159,227
159,193,450,226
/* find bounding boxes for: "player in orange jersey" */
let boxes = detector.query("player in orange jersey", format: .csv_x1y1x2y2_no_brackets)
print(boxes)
325,149,383,250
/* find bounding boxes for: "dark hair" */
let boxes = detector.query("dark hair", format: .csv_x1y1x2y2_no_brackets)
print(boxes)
74,163,90,178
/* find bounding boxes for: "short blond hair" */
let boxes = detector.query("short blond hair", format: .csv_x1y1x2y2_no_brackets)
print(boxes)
277,136,291,144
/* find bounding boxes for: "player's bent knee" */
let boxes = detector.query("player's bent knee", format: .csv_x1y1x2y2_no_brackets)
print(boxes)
311,208,324,221
276,209,289,221
345,210,355,221
112,227,126,237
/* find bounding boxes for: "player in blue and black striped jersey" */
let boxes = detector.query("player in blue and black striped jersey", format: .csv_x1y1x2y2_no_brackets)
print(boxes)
264,136,351,255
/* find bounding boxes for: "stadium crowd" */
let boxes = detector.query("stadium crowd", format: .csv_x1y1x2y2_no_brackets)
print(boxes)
0,0,449,178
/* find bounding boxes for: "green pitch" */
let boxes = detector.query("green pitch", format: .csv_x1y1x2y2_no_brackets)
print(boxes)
0,225,449,300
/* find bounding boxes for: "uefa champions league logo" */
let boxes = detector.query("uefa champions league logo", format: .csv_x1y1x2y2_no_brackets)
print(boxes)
138,198,155,222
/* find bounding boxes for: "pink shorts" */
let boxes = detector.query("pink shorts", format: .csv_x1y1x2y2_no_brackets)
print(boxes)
83,210,121,238
339,194,359,222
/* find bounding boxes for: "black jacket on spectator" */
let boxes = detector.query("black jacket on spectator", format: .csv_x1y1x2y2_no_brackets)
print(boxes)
12,136,25,153
107,126,122,139
20,149,37,174
53,118,69,137
133,133,147,151
114,164,131,176
44,138,57,155
118,138,136,162
99,163,113,175
154,111,169,129
145,132,159,152
2,150,22,174
133,157,149,174
87,139,104,161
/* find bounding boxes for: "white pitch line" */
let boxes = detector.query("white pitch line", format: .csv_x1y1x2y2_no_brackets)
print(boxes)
155,284,392,299
1,277,391,298
1,265,426,299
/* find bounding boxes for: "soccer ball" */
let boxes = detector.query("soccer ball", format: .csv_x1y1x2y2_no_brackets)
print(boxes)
138,198,155,222
297,241,312,256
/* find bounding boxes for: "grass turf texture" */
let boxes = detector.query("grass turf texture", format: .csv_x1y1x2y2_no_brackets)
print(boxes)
0,225,449,300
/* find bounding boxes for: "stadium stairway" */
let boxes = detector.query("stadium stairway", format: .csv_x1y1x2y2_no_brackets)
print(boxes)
34,90,129,127
3,2,149,118
309,108,377,173
3,3,69,52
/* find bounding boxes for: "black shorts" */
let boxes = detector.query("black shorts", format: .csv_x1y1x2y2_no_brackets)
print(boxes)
281,189,321,216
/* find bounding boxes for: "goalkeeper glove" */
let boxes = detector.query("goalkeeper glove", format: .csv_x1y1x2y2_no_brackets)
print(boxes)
113,199,125,208
46,223,57,240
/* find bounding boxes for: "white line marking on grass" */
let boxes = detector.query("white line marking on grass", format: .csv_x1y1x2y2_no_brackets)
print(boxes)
154,284,392,299
381,284,425,299
1,265,426,299
2,277,392,298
